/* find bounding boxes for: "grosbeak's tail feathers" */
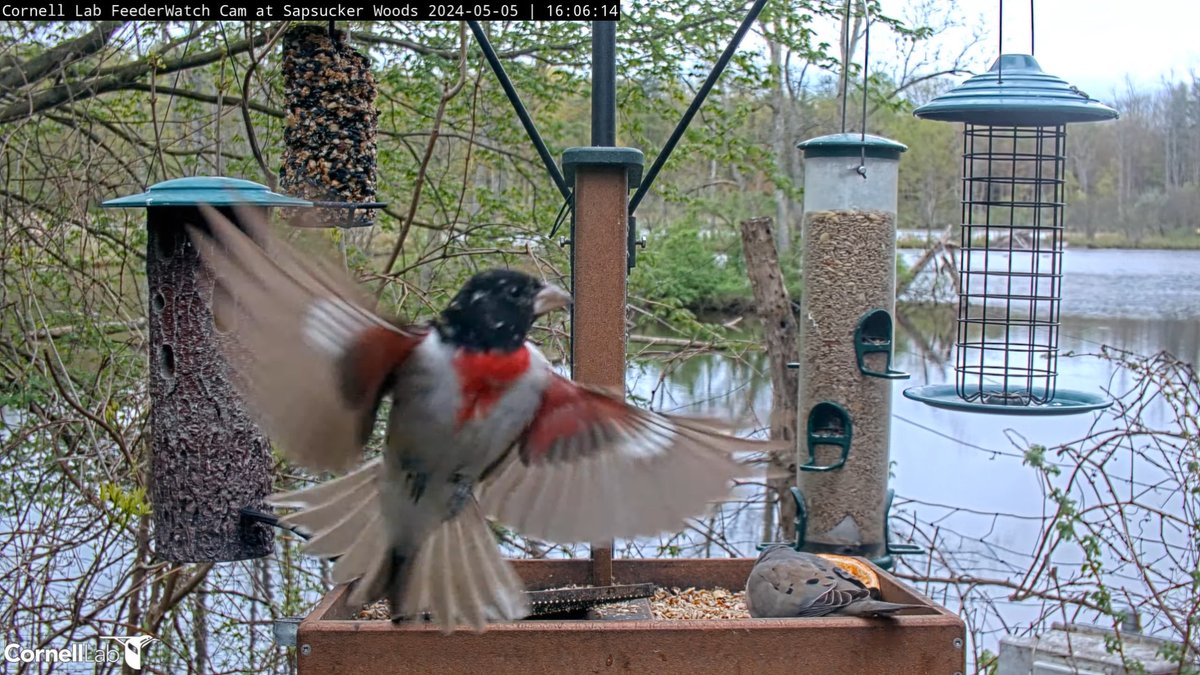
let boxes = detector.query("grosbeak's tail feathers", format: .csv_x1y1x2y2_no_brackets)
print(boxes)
269,459,527,631
398,498,529,631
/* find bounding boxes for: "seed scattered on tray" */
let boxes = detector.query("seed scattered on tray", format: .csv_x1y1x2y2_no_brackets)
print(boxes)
356,586,751,621
650,587,750,620
357,599,391,621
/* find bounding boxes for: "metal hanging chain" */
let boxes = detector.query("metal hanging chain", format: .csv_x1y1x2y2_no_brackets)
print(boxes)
997,0,1004,82
839,0,852,134
857,4,871,178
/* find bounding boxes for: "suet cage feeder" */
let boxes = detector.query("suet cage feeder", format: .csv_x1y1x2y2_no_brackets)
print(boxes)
903,54,1117,415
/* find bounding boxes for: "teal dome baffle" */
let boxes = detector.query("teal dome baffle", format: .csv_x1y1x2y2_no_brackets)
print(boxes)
103,177,311,562
102,176,312,207
904,55,1117,416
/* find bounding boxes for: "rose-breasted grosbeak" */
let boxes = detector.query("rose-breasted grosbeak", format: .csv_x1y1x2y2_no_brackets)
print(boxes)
190,206,777,631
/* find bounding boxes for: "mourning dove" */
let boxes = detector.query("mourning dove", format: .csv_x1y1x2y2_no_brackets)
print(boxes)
745,544,923,618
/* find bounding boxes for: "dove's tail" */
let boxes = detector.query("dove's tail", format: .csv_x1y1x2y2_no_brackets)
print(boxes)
267,458,529,632
840,600,925,617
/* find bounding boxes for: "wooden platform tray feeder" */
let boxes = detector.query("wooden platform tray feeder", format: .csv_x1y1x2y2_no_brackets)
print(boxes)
295,557,965,674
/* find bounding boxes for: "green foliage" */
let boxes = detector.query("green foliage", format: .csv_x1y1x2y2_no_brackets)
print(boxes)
98,481,152,527
976,649,998,675
631,221,749,310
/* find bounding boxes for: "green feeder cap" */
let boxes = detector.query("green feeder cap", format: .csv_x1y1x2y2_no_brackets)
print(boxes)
102,176,312,208
796,133,907,160
913,54,1119,126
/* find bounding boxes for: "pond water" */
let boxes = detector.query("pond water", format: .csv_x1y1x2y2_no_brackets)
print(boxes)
626,247,1200,657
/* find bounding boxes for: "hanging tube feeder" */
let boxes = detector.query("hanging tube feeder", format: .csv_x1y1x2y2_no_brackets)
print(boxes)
102,177,312,562
903,54,1117,416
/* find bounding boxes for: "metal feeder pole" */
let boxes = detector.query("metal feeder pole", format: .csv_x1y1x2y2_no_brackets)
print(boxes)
102,177,312,562
565,21,643,587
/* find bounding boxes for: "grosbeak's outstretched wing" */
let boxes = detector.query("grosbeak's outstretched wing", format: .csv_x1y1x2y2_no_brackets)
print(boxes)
188,206,422,473
479,374,771,543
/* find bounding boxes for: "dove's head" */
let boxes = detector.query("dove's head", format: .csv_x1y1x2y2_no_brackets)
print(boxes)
755,543,798,562
437,270,571,351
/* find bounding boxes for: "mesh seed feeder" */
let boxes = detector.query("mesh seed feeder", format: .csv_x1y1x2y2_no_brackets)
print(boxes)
793,133,909,560
903,54,1117,415
279,24,383,228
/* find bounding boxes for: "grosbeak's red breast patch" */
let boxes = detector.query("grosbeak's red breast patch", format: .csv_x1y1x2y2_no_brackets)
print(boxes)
453,346,531,427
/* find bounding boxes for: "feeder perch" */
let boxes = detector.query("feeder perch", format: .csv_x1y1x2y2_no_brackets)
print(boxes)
768,487,925,568
795,133,906,560
855,309,909,380
905,54,1118,415
102,176,311,562
801,401,853,472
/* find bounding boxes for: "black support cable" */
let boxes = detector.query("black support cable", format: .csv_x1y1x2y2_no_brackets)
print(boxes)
628,0,770,214
467,21,572,201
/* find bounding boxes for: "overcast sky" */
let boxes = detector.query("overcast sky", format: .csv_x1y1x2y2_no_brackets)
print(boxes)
894,0,1200,99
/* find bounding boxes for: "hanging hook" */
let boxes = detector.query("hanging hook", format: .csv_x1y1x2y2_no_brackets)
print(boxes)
997,0,1004,83
856,1,871,179
838,0,852,134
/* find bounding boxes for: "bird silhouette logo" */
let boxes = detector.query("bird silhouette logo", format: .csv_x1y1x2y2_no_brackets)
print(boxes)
100,635,157,670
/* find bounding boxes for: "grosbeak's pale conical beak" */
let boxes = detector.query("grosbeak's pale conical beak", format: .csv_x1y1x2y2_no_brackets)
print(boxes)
533,284,572,316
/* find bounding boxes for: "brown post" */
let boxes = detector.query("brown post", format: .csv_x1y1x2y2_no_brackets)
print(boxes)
562,147,643,585
102,178,311,562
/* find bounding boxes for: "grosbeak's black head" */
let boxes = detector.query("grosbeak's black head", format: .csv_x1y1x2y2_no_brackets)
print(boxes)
436,270,570,351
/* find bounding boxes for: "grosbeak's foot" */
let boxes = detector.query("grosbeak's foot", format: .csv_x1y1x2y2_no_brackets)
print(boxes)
448,474,473,518
406,471,427,502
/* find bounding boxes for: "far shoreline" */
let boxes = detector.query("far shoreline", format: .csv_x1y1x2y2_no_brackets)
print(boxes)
895,232,1200,251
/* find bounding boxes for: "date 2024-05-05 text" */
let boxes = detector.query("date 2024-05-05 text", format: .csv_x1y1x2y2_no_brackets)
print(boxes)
0,0,621,20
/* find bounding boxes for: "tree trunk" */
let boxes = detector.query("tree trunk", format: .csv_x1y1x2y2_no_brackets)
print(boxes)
740,217,798,542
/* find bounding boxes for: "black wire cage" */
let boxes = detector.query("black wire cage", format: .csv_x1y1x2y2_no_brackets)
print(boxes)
905,54,1118,415
957,124,1066,404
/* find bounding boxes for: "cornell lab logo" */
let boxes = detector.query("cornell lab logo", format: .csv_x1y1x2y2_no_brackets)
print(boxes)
100,635,157,669
2,633,156,669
